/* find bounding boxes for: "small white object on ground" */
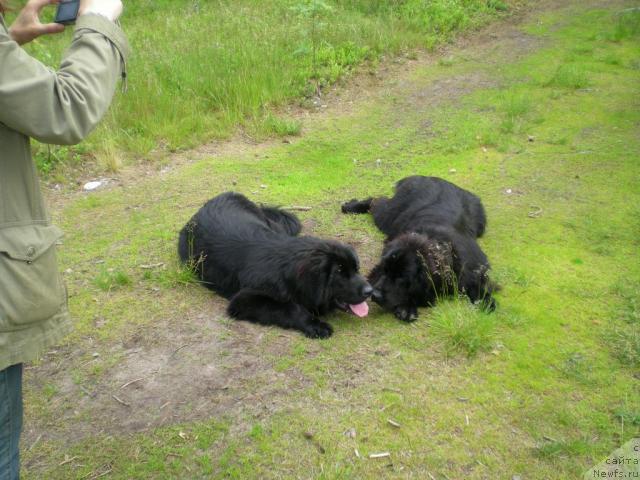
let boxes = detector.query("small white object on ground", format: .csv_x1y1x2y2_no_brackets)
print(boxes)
83,180,103,191
369,452,391,459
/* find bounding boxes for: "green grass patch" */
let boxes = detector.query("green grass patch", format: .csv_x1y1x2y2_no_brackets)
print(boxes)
610,282,640,368
545,63,591,89
429,298,497,357
612,325,640,368
259,114,302,138
535,439,592,459
608,8,640,41
498,88,533,133
93,268,132,291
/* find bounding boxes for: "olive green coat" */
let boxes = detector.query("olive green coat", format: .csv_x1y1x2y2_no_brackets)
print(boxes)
0,14,129,371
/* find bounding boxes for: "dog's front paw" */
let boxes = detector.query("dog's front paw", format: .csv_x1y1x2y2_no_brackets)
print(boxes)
479,296,497,312
341,199,361,214
303,321,333,339
394,306,418,323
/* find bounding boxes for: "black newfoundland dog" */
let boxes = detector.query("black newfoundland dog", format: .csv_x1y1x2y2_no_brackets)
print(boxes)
342,176,497,322
178,192,372,338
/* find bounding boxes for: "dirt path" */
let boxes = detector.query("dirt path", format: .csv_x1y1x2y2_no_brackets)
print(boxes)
24,0,626,464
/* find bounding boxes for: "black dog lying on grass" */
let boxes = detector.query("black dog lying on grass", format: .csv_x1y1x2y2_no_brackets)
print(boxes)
178,192,372,338
342,176,497,322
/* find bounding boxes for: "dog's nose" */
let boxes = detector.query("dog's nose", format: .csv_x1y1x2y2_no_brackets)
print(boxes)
361,285,374,298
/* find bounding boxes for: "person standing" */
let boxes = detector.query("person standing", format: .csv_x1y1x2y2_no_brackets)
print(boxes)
0,1,128,478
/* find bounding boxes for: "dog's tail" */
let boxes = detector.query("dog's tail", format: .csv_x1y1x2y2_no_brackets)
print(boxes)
341,197,373,215
261,206,302,236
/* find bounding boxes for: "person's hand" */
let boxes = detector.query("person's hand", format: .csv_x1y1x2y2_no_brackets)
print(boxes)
79,0,122,22
8,0,65,46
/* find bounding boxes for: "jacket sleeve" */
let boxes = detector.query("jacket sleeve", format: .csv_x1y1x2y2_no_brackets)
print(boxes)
0,14,129,145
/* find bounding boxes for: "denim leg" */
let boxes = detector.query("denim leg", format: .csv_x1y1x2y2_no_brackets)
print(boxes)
0,364,23,480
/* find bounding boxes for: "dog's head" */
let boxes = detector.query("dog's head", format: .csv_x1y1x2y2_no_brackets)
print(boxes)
368,234,455,322
297,241,372,317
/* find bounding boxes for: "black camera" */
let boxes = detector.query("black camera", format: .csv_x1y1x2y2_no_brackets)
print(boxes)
54,0,80,25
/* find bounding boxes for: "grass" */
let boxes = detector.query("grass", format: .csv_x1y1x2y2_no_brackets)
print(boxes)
535,439,592,459
258,113,303,138
19,1,640,479
608,7,640,41
611,282,640,367
498,88,534,133
4,0,511,172
545,63,591,89
93,269,132,292
429,297,498,357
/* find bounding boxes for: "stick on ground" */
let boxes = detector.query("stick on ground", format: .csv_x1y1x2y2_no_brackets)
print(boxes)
111,394,131,407
369,452,391,459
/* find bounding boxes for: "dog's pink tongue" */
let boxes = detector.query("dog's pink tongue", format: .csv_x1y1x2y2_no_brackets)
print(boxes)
349,301,369,318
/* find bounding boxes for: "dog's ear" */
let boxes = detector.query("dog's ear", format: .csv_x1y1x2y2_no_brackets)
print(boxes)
380,246,407,276
381,246,402,264
298,249,330,278
297,248,335,290
383,245,400,259
296,248,333,306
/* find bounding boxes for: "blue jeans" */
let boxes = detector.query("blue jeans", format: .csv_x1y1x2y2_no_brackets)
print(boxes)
0,364,22,480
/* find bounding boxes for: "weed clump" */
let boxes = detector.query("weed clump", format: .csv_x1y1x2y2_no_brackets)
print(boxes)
545,64,590,89
609,284,640,368
94,269,131,292
608,8,640,41
429,297,497,358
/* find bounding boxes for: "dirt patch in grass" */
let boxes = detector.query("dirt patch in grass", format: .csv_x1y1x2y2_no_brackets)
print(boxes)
406,71,500,113
24,302,312,446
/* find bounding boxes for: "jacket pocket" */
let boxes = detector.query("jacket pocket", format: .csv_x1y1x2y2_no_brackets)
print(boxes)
0,224,67,330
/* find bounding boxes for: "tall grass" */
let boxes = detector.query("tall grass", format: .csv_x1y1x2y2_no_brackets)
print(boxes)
498,88,532,133
429,297,498,358
611,283,640,368
9,0,510,170
545,63,590,89
609,8,640,41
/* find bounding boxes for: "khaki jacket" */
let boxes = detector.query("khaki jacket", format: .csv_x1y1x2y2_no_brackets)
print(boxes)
0,14,129,371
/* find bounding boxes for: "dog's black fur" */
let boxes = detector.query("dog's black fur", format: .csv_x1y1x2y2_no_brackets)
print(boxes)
342,176,496,321
178,192,372,338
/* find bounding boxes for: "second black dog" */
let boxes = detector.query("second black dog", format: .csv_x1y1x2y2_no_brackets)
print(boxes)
342,176,497,321
178,192,372,338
